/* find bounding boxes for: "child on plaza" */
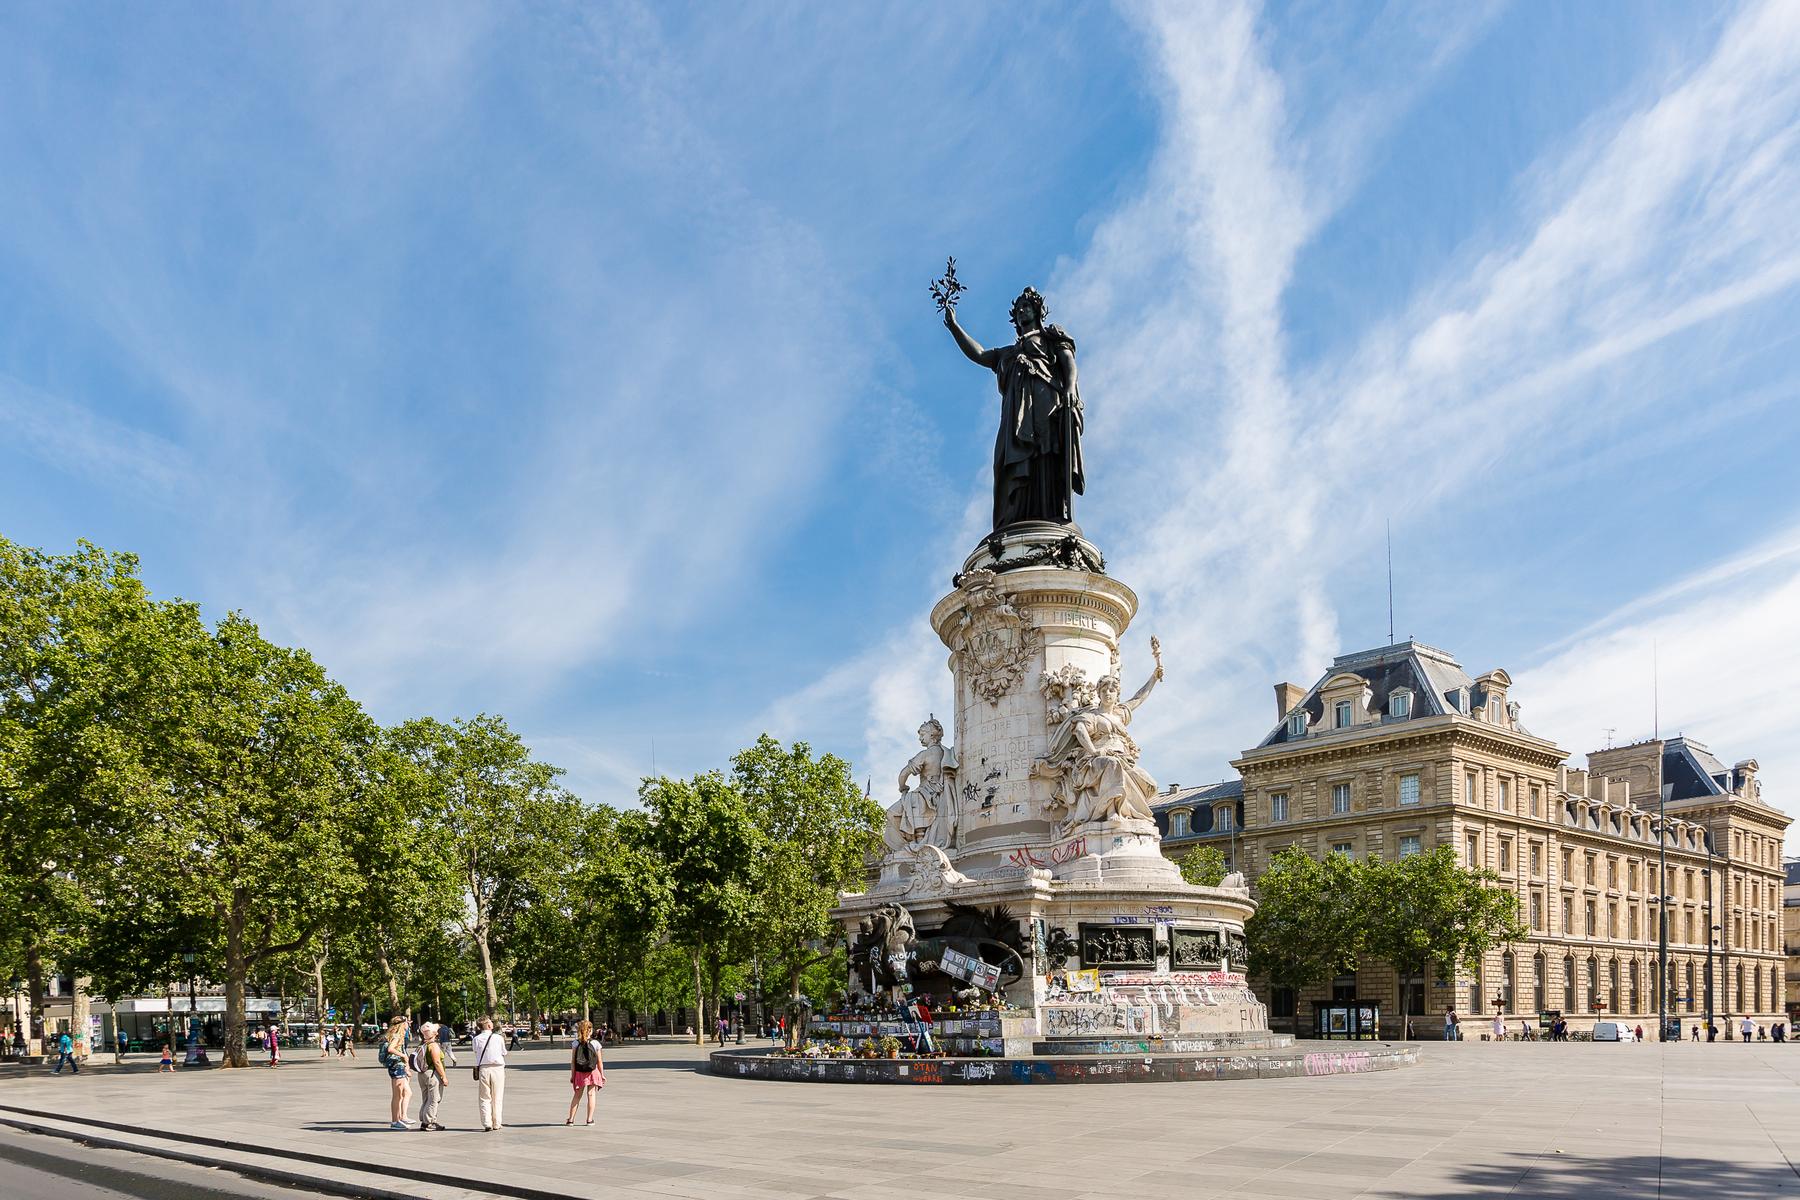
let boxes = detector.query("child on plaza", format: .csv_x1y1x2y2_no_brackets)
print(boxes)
158,1044,175,1073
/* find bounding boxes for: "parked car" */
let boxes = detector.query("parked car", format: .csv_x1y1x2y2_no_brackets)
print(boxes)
1592,1021,1625,1042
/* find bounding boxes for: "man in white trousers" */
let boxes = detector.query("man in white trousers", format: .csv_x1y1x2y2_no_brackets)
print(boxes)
470,1016,507,1131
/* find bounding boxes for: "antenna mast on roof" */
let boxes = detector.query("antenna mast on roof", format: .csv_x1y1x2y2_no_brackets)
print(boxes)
1386,520,1396,648
1653,639,1660,741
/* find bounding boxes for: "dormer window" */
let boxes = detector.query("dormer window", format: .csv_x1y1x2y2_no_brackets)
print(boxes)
1170,810,1190,837
1389,689,1412,718
1286,711,1307,738
1216,806,1234,832
1449,687,1469,714
1334,699,1353,729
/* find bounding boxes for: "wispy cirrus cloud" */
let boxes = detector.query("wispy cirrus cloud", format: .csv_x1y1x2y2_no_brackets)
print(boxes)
768,0,1800,815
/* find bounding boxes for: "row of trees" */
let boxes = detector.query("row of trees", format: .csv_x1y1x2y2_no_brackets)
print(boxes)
1247,845,1528,1016
1,536,883,1065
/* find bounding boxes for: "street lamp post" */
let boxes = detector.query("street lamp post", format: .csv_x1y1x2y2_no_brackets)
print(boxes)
1657,783,1672,1040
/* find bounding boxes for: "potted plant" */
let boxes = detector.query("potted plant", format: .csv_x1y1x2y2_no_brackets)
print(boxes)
878,1035,902,1059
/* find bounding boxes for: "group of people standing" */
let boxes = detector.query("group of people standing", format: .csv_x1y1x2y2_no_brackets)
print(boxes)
378,1015,605,1133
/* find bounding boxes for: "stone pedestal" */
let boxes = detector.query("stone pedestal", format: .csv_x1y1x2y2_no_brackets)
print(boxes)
836,523,1273,1053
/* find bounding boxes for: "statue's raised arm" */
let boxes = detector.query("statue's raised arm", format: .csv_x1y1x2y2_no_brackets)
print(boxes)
1122,636,1164,714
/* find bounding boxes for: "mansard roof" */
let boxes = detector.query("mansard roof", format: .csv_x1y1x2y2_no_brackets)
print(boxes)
1257,640,1479,748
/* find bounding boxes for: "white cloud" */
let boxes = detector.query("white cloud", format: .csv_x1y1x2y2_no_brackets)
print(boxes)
766,0,1800,799
0,372,192,499
1515,522,1800,850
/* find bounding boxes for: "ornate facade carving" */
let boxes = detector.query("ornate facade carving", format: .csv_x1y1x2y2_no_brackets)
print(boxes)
1079,923,1156,969
1171,928,1224,969
884,716,958,853
950,569,1041,705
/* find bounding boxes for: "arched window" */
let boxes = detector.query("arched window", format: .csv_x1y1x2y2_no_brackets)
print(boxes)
1737,964,1746,1009
1564,955,1577,1009
1587,958,1599,1011
1502,952,1516,1014
1686,961,1696,1012
1608,960,1620,1014
1629,960,1640,1013
1754,965,1763,1011
1533,953,1546,1012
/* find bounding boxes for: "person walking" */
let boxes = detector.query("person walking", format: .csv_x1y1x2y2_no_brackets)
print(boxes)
381,1017,411,1130
51,1029,78,1075
265,1025,281,1068
437,1021,458,1069
413,1022,447,1132
1443,1008,1459,1041
319,1027,330,1058
158,1044,175,1073
471,1016,507,1132
1491,1012,1505,1042
1741,1015,1756,1043
564,1019,606,1126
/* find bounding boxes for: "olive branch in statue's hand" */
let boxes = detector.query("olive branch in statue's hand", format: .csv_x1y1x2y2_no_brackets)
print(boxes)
929,256,966,316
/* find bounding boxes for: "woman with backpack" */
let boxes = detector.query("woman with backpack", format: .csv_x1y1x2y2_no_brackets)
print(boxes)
380,1016,411,1130
564,1019,606,1126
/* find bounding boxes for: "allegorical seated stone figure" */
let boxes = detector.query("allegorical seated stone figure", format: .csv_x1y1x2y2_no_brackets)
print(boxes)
1034,641,1163,838
884,716,957,854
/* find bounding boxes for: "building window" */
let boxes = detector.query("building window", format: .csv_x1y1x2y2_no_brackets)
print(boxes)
1398,775,1419,806
1286,711,1306,738
1607,858,1617,888
1530,844,1542,875
1390,689,1412,718
1270,793,1289,823
1169,811,1189,837
1499,778,1511,811
1630,908,1639,940
1562,896,1572,933
1562,848,1573,880
1332,782,1352,814
1271,987,1296,1018
1466,834,1480,867
1533,953,1546,1012
1399,835,1422,858
1530,784,1541,817
1607,902,1617,938
1587,958,1599,1009
1334,699,1353,728
1216,806,1233,832
1465,770,1479,805
1499,840,1512,871
1330,841,1353,858
1609,960,1620,1013
1586,855,1596,885
1530,893,1543,931
1564,955,1576,1008
1502,952,1516,1014
1585,900,1596,937
1630,960,1640,1012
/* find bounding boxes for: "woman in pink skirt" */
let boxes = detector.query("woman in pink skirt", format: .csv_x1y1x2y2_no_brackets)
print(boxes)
564,1019,605,1126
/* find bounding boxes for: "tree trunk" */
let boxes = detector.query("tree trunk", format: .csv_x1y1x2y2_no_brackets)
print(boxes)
475,929,500,1018
375,938,402,1016
24,943,46,1042
690,950,706,1045
222,897,249,1068
311,952,327,1034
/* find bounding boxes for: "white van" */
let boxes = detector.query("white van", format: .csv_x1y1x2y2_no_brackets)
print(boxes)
1592,1021,1625,1041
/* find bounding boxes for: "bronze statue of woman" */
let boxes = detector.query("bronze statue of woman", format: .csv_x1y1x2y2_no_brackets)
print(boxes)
943,286,1085,531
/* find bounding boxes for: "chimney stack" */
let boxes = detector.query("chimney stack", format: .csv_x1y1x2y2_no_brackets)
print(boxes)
1274,682,1306,720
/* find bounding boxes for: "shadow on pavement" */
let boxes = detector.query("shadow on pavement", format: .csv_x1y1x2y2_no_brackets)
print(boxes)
1446,1152,1800,1198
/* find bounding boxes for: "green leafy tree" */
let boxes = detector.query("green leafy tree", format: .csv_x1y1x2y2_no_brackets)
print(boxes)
1364,846,1527,1023
1178,844,1229,887
638,771,762,1044
0,537,170,1032
731,736,881,1009
109,613,375,1066
389,714,568,1019
1246,846,1370,1000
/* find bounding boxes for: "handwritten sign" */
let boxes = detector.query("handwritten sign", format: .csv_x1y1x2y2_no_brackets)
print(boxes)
940,948,1003,991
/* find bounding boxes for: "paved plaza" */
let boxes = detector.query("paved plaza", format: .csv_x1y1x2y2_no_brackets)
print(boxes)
4,1037,1800,1198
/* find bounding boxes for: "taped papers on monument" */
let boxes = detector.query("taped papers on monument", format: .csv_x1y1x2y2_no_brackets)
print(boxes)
940,948,1003,991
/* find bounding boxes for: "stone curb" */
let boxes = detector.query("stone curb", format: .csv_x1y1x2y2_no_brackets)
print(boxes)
0,1103,572,1200
708,1042,1418,1084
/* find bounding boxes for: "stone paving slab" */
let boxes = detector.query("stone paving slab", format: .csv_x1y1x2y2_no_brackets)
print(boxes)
3,1037,1800,1197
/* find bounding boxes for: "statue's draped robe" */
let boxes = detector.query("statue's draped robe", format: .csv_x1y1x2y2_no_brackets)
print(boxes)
990,325,1084,529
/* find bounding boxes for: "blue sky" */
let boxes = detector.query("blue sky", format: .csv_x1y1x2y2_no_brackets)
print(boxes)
4,2,1799,841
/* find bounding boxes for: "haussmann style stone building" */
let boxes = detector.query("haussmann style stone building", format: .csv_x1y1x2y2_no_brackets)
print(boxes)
1155,640,1789,1038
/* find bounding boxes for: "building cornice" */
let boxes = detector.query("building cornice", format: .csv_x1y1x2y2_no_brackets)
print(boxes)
1233,716,1566,774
